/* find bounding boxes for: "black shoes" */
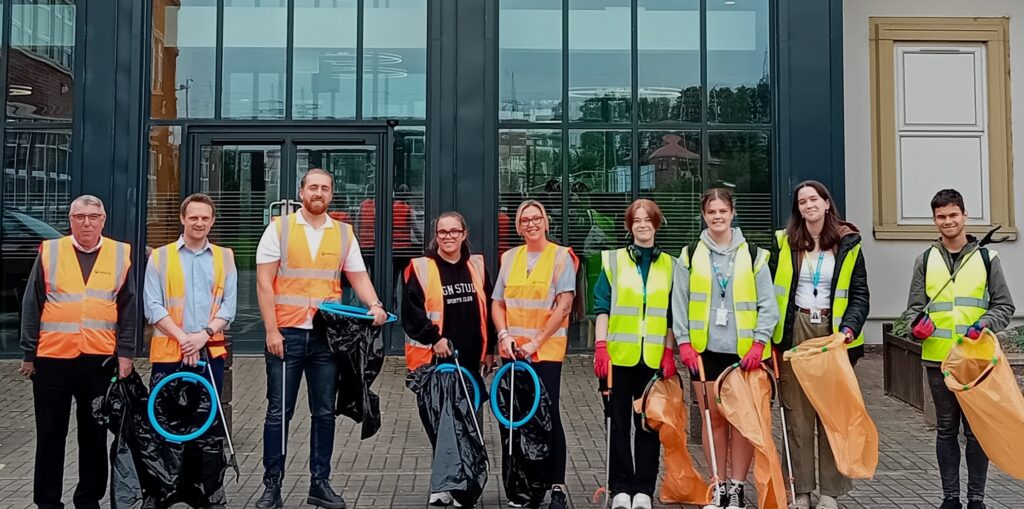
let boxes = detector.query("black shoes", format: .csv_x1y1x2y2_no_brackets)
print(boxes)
255,478,283,509
547,486,568,509
939,499,962,509
308,479,347,509
967,501,986,509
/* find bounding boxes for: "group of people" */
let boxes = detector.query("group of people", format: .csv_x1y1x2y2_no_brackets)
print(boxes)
16,164,1010,509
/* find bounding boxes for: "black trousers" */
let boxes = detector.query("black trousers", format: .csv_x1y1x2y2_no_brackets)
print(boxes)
608,363,660,496
32,355,112,509
533,361,567,486
927,366,989,502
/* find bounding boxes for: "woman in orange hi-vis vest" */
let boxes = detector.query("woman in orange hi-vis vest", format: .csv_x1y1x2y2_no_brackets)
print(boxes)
492,200,579,509
402,211,496,508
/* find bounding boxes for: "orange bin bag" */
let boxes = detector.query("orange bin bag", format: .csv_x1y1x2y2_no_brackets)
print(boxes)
633,376,711,505
716,366,788,509
941,329,1024,480
783,333,879,479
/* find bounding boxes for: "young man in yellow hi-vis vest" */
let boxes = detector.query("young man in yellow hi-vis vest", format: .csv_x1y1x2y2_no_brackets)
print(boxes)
143,193,237,507
254,168,387,509
493,200,578,509
902,189,1014,509
19,195,137,509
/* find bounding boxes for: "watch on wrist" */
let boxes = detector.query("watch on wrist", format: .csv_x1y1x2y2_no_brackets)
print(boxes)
203,326,215,337
370,300,384,309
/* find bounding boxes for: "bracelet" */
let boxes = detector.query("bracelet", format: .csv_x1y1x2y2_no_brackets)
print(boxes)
498,329,510,339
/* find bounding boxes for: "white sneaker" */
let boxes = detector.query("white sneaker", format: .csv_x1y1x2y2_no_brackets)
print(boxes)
611,493,631,509
429,492,453,506
816,495,839,509
703,482,727,509
792,493,811,509
631,493,653,509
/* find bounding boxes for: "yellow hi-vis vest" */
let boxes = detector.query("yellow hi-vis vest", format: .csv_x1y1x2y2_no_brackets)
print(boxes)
500,242,577,363
683,240,771,360
770,230,865,348
403,255,489,371
148,243,234,362
601,248,675,369
923,246,991,362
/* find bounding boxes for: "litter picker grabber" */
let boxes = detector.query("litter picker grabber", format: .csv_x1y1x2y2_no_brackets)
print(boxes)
914,225,1008,325
281,350,287,480
697,355,721,495
201,349,240,481
452,350,485,446
771,349,796,506
591,360,613,507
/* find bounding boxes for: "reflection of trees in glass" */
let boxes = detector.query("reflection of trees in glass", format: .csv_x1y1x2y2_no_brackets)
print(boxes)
573,95,631,123
639,86,702,123
708,78,771,124
639,132,702,252
708,131,770,192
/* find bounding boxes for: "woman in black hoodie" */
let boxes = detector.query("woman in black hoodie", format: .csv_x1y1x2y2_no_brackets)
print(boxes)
768,180,869,509
402,211,497,507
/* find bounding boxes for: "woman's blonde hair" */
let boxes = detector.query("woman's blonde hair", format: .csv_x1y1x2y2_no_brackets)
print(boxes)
514,199,549,236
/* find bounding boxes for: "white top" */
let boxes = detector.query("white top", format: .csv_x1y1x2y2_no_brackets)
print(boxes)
256,212,366,271
794,250,835,311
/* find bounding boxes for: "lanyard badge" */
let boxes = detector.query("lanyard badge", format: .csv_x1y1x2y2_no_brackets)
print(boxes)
805,251,825,324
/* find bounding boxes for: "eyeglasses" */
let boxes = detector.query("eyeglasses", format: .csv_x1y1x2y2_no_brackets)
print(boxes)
71,213,104,224
436,229,465,239
519,216,544,226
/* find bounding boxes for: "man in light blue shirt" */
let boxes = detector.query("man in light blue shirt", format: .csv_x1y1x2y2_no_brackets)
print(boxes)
143,193,238,508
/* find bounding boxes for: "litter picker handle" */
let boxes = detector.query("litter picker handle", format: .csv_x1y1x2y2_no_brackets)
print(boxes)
771,348,781,379
697,354,707,384
607,359,613,389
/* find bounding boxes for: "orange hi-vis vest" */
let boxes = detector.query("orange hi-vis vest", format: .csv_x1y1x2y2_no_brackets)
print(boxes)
148,242,234,362
38,236,131,359
404,255,489,371
273,213,353,328
500,242,578,363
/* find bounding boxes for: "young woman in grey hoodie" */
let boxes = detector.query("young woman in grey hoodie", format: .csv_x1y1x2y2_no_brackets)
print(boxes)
671,188,780,509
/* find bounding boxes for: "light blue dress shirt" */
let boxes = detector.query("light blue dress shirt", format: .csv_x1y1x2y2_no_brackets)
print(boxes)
144,236,238,334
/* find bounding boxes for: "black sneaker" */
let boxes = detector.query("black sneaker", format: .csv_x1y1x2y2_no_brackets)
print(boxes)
255,478,283,509
967,501,986,509
939,499,962,509
547,486,568,509
307,479,347,509
725,482,745,509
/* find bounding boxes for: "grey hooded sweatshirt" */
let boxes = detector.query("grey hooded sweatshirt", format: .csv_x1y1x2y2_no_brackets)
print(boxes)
671,228,780,354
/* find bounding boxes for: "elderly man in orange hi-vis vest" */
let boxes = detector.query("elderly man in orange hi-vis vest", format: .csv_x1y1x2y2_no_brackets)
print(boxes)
492,199,579,509
254,168,387,509
143,192,237,507
19,194,137,509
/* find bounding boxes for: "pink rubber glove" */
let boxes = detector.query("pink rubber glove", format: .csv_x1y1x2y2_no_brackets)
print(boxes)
594,341,610,379
966,322,983,340
841,326,855,344
740,341,766,371
678,343,699,375
911,314,935,340
660,347,677,379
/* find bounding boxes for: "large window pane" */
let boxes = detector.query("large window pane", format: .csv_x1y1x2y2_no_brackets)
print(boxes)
498,129,562,253
222,0,286,119
393,128,426,259
638,0,700,123
568,0,630,123
151,0,216,119
707,131,772,244
567,130,631,252
638,131,702,253
1,129,71,354
292,0,357,119
363,0,426,119
8,0,76,122
499,0,562,122
146,126,182,251
707,0,771,124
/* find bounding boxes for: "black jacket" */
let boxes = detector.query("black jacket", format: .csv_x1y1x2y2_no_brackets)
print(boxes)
769,226,870,362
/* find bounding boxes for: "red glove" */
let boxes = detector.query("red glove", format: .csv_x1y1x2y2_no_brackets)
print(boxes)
841,326,855,344
660,347,677,379
740,341,766,371
966,322,983,340
911,314,935,340
594,341,610,379
678,343,699,375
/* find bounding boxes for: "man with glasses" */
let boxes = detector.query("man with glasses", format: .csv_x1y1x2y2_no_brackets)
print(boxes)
19,194,137,509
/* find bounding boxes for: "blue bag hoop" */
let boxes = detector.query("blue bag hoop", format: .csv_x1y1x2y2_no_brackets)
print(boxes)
435,363,482,411
489,361,542,429
318,302,398,323
147,361,218,443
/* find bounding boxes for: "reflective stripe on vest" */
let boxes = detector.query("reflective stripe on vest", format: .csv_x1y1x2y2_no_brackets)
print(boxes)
149,243,234,362
923,246,990,362
404,255,489,371
602,248,674,369
273,213,352,328
771,230,865,348
500,243,577,362
38,236,131,359
684,240,770,360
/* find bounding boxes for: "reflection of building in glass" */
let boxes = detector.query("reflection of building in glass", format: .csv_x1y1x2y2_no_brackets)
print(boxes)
7,0,76,120
499,130,560,194
3,131,72,226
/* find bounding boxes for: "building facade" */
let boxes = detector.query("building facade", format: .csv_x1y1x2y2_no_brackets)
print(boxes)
0,0,847,357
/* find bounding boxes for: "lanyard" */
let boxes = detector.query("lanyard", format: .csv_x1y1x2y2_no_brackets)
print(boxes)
711,254,736,298
805,251,825,297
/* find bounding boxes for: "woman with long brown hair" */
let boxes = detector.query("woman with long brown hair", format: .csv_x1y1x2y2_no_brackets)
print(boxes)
768,180,870,509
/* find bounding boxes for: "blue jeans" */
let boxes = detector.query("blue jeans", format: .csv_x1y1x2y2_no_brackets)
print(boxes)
262,328,337,482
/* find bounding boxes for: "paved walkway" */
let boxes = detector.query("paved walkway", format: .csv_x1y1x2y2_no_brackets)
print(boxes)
1,353,1022,508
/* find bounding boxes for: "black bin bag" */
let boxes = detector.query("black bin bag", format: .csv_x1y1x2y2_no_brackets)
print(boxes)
408,365,488,506
315,308,385,439
493,364,554,506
